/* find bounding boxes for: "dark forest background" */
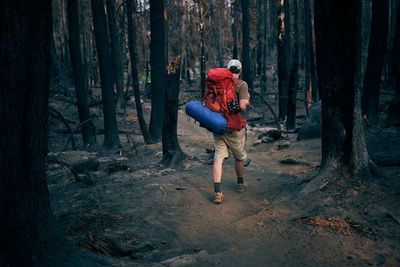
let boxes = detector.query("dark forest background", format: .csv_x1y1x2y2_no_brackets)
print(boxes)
1,0,399,265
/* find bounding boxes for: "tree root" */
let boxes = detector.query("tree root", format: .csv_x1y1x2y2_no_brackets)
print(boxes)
160,151,187,169
298,165,339,198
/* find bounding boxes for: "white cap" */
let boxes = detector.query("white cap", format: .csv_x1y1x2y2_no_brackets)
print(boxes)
227,59,242,70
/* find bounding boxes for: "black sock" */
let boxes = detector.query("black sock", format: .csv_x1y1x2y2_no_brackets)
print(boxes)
214,182,221,193
237,177,244,184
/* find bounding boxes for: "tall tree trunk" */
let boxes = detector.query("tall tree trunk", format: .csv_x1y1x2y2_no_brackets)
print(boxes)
361,0,389,124
311,24,319,103
210,2,224,68
67,0,96,149
304,0,313,111
352,1,371,178
149,0,167,142
256,0,263,76
287,0,299,130
387,0,399,89
231,0,238,59
241,0,254,90
277,0,290,121
50,36,63,92
162,56,185,167
106,0,126,111
261,0,268,93
142,18,151,97
0,1,104,265
91,0,121,148
301,0,372,195
80,0,90,96
127,0,151,143
198,0,206,97
385,2,400,127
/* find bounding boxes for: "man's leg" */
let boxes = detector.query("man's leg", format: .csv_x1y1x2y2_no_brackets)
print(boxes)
213,158,224,203
235,159,244,178
213,158,224,183
235,159,248,192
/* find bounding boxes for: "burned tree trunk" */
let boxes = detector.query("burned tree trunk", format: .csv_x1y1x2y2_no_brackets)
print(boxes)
301,0,374,195
241,0,254,90
91,0,121,148
277,0,290,121
67,0,96,149
126,0,151,143
304,0,313,111
261,0,269,94
0,1,104,265
198,0,206,97
385,3,400,127
287,0,299,130
149,0,167,142
106,0,126,111
231,0,239,59
362,0,389,124
162,56,185,167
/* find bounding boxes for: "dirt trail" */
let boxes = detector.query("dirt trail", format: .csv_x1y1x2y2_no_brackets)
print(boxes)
48,105,400,266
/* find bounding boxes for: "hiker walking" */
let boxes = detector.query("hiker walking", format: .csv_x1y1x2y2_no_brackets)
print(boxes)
212,59,250,204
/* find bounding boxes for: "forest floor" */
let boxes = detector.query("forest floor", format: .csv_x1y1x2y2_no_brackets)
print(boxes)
47,86,400,266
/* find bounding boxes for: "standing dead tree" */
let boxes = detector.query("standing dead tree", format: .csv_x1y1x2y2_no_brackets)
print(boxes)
277,0,291,121
0,1,105,265
385,2,400,127
126,0,151,143
361,0,389,124
106,0,126,111
149,0,167,142
241,0,254,90
67,0,96,149
91,0,121,148
197,0,206,97
301,0,377,195
162,56,186,168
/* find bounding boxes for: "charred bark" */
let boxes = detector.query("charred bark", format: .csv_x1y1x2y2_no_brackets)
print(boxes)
304,0,312,111
106,0,126,111
126,0,151,143
241,0,254,90
149,0,167,142
67,0,96,149
198,0,206,97
91,0,121,148
162,56,185,168
0,1,105,265
301,0,372,195
362,0,389,124
277,0,290,121
231,0,239,59
287,0,299,130
385,2,400,127
260,1,268,94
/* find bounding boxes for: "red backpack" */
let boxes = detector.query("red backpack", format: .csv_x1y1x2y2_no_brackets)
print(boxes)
203,68,246,132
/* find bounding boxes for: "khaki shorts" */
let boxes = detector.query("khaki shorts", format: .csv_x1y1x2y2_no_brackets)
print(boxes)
214,127,247,160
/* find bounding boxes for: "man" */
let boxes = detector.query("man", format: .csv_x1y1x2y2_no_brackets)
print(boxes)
213,59,250,204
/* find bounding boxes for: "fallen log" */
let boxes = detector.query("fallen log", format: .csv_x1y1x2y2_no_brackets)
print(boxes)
47,151,100,173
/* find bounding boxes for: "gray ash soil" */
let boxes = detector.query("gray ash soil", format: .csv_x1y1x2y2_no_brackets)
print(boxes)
48,91,400,266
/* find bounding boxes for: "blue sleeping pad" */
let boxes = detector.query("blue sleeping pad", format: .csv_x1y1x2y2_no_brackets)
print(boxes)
185,101,228,135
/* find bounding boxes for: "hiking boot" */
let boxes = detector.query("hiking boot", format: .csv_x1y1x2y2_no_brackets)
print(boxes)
236,182,248,193
214,192,224,204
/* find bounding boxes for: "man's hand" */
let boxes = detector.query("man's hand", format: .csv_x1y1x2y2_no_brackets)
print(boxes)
239,98,249,111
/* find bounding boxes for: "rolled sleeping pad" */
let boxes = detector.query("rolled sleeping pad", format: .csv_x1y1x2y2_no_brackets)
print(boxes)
185,101,228,135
